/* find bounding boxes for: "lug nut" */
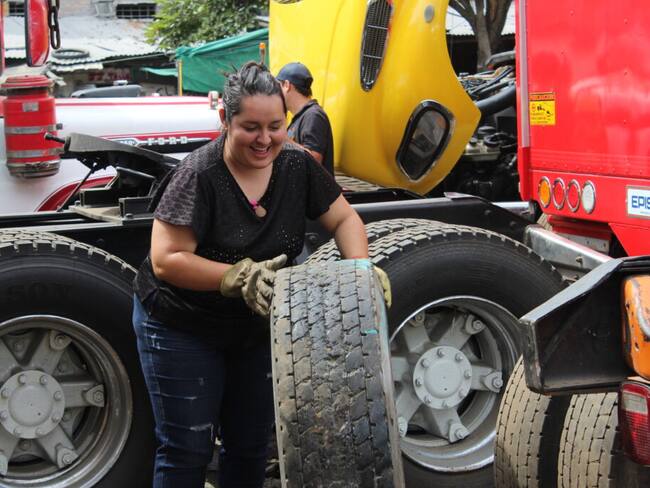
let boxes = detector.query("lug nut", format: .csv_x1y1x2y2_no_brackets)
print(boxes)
424,396,433,405
54,391,63,401
13,427,22,436
1,389,9,399
464,370,471,379
422,359,430,368
93,391,104,404
492,377,504,389
36,428,44,437
454,427,468,440
415,377,423,387
455,353,463,362
18,374,26,385
62,453,73,466
0,411,7,421
40,375,48,385
52,415,61,423
436,349,445,358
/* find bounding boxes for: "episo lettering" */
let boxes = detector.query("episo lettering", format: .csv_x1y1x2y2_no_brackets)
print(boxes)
529,92,556,126
627,186,650,219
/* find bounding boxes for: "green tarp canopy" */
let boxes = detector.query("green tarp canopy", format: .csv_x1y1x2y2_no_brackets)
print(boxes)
140,67,177,77
175,28,269,94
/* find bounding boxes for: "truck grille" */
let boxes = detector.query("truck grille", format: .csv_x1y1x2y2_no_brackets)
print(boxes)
360,0,393,91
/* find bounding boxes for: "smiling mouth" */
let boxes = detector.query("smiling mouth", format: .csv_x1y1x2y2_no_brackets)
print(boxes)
250,145,271,157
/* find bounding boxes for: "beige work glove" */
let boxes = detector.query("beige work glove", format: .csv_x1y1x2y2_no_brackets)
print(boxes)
220,255,288,317
373,265,392,309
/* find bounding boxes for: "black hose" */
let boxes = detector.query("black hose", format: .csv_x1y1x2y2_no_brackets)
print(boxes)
475,84,516,118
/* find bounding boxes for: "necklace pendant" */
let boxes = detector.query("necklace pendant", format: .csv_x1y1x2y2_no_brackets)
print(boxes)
254,205,267,218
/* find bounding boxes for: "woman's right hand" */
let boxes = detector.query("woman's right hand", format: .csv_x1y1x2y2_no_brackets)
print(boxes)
220,254,288,317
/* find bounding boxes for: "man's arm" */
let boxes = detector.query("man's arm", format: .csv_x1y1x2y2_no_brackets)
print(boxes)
296,110,330,164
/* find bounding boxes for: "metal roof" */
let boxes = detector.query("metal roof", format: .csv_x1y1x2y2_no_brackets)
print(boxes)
4,16,163,72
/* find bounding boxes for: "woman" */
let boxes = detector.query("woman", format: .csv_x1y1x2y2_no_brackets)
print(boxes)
132,62,371,487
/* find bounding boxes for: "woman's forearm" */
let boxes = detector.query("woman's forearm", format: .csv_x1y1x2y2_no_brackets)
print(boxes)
152,252,231,291
333,213,369,259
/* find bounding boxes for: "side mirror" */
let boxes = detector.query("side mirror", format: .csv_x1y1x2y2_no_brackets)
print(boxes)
24,0,50,66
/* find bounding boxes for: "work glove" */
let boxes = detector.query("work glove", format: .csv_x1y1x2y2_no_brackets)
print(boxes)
373,265,392,309
220,254,288,317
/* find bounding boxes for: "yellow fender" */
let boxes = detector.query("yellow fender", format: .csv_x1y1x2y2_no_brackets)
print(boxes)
270,0,480,195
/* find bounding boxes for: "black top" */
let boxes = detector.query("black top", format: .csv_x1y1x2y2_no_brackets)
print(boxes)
134,135,341,340
287,99,334,175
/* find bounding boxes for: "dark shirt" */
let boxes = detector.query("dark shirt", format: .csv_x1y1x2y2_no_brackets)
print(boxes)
134,135,341,339
287,99,334,175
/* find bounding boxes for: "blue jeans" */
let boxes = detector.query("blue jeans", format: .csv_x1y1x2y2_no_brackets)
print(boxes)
132,296,274,488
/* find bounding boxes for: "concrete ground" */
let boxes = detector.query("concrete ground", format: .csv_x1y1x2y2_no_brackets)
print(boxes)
204,473,281,488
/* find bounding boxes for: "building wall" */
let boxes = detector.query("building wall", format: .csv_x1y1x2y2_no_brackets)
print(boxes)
58,0,96,17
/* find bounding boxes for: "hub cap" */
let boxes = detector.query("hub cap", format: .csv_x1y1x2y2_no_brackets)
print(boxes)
390,296,520,472
0,316,132,487
0,370,66,440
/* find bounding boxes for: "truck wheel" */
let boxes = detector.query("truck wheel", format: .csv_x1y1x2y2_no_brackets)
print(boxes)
0,230,154,487
494,359,571,488
308,223,565,487
558,393,650,488
270,260,405,487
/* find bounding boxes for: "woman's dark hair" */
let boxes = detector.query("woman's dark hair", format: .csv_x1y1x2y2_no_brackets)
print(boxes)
222,61,286,122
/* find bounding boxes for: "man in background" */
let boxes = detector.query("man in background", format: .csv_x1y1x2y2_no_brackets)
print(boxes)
277,62,334,175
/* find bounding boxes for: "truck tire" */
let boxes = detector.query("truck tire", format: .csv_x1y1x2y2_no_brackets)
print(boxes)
270,260,405,488
308,218,433,262
0,230,154,487
308,223,565,487
558,393,650,488
494,359,571,488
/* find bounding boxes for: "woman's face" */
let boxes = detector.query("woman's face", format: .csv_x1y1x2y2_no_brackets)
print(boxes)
224,94,287,170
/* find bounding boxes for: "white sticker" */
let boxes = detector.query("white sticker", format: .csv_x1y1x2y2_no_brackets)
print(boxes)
627,187,650,218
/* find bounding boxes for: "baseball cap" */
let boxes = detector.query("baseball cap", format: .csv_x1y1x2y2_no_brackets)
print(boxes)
276,62,313,90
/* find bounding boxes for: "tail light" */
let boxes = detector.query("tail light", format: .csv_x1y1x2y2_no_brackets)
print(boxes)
581,180,596,213
619,381,650,466
566,179,581,212
552,178,566,209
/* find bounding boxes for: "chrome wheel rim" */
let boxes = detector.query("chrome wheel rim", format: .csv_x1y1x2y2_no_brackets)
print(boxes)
0,316,132,487
390,296,520,473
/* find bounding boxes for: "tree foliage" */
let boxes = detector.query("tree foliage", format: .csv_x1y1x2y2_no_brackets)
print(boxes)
146,0,266,50
449,0,512,69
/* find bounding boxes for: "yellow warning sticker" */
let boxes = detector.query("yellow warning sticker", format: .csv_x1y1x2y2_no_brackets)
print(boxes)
529,92,556,126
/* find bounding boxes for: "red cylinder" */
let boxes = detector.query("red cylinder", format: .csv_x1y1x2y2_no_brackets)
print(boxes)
2,75,61,178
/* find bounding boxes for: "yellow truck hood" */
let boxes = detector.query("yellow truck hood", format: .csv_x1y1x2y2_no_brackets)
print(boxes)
270,0,480,194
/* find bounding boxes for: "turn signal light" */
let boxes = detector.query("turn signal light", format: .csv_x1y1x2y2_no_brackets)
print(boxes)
619,381,650,466
552,178,566,209
538,177,551,208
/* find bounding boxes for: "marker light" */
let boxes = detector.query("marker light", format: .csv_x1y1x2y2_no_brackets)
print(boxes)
581,181,596,214
619,381,650,466
552,178,566,209
538,177,551,208
567,180,581,212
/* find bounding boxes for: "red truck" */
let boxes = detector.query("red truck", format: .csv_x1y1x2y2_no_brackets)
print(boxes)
0,0,648,487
